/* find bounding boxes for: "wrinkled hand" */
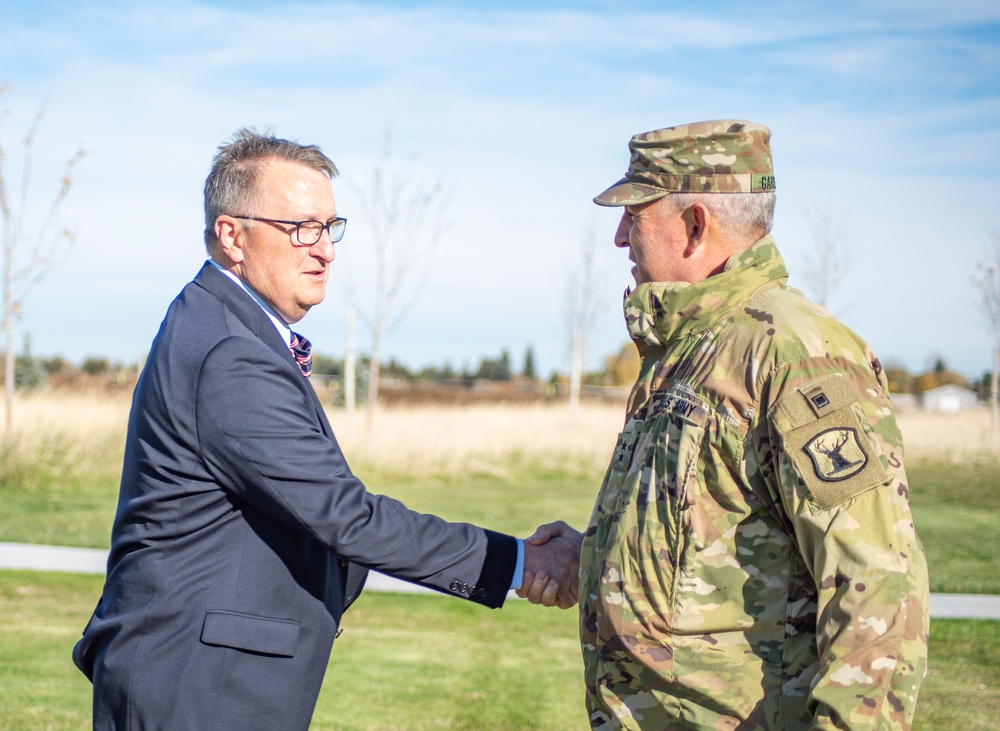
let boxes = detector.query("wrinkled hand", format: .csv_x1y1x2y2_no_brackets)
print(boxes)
517,521,583,609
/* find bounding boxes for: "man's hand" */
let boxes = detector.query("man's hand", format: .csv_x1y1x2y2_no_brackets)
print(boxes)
517,521,583,609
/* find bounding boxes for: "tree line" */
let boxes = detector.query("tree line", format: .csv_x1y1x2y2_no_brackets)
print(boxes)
6,338,995,402
3,84,998,433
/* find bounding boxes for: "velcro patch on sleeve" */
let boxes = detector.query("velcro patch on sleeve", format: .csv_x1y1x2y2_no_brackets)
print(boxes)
611,422,641,471
774,375,892,511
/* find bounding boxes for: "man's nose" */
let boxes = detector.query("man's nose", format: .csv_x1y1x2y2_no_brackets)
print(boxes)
614,211,630,248
312,232,336,262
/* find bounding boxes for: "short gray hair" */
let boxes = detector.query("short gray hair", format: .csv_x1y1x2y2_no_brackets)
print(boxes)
203,127,338,252
664,191,776,245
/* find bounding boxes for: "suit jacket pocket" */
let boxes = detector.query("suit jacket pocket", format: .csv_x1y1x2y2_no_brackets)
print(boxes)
200,610,300,657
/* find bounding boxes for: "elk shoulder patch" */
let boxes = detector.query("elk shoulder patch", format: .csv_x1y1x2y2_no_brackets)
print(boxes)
803,427,868,481
772,375,893,512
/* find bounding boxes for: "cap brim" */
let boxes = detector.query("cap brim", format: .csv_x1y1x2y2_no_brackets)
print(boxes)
593,179,670,207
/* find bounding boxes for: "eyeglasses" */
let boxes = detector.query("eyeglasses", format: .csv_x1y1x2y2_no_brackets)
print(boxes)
232,215,347,245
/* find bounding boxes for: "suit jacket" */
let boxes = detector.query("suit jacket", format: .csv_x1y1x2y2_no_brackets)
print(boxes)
73,263,517,730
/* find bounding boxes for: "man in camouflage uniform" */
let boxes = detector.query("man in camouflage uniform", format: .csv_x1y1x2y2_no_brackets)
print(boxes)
578,120,928,729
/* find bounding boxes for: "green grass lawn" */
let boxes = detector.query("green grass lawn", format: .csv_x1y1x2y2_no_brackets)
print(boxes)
0,452,997,727
3,456,997,597
904,459,1000,595
914,619,1000,731
1,570,996,730
0,467,603,551
0,433,122,549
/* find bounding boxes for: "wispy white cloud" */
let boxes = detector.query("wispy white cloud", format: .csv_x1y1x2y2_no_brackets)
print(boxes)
0,0,997,377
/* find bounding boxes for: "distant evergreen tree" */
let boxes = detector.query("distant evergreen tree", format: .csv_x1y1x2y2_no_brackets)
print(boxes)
975,370,995,401
498,349,512,381
522,345,536,380
14,335,45,391
475,349,513,381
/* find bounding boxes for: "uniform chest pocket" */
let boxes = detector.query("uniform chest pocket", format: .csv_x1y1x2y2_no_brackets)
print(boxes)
653,412,706,507
644,388,711,503
580,389,710,652
635,401,709,558
603,390,710,521
591,389,711,630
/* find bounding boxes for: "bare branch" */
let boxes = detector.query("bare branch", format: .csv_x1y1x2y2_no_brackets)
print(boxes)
972,230,1000,432
1,88,84,440
0,87,13,228
564,219,604,355
15,228,76,309
564,218,606,425
973,231,1000,341
801,207,854,311
11,104,46,259
10,146,83,302
342,126,451,419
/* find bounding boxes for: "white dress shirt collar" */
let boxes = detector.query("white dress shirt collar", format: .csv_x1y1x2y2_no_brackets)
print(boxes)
208,260,292,346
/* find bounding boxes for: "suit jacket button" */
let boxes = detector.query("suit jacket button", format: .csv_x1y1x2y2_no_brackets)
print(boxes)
339,558,350,567
449,580,461,592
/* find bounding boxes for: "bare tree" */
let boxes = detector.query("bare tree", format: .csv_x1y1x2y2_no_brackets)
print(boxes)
801,208,854,311
565,220,604,426
973,231,1000,432
343,128,450,426
1,87,85,440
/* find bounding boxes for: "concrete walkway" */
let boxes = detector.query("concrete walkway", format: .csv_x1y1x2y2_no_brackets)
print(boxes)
0,542,469,597
2,542,998,618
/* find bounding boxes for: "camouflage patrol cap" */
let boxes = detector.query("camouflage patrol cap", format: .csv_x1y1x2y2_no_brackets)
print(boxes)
594,120,775,207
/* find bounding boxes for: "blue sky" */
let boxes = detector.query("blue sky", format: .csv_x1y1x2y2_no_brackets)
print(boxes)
2,0,999,379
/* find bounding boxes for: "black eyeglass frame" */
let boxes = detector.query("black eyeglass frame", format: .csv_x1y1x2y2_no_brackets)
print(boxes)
232,215,347,245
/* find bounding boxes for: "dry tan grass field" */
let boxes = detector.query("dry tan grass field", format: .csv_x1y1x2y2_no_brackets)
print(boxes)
7,390,999,479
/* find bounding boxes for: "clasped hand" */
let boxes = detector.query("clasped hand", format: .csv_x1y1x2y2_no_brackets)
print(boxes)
517,521,583,610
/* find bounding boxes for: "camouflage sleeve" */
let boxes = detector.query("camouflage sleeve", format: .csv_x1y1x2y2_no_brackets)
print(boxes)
764,360,929,730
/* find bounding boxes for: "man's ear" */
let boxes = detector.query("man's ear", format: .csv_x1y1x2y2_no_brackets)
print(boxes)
682,202,710,257
215,216,245,264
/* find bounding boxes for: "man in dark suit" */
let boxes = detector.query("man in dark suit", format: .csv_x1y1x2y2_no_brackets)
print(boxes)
73,129,580,730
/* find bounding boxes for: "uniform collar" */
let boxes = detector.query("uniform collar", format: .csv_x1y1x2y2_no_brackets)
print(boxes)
624,235,787,351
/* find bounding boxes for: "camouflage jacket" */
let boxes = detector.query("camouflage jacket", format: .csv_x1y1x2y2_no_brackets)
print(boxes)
580,237,929,730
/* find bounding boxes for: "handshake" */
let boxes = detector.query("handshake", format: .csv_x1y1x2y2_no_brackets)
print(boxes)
516,521,583,610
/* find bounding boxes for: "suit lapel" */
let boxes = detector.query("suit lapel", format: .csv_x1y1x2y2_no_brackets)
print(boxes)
192,263,334,437
194,264,294,364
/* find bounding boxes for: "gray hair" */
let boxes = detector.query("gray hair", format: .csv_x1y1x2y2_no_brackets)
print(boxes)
664,191,776,245
203,127,339,252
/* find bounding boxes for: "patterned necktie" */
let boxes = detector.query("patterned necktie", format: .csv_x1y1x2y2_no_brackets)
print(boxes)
289,332,312,378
